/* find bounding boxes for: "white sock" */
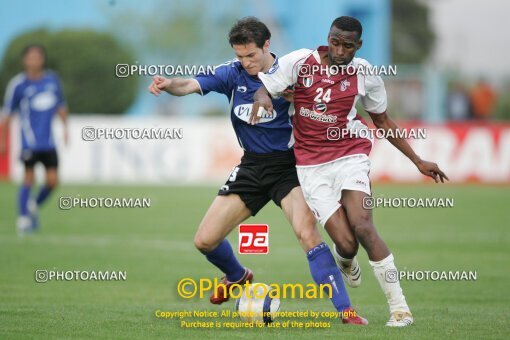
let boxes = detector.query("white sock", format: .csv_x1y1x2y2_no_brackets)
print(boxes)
369,253,410,314
333,244,353,267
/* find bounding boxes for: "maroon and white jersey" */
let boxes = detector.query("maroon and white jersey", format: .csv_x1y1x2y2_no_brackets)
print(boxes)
258,46,387,166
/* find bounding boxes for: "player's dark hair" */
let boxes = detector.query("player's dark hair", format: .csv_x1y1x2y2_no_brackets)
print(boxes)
331,16,363,39
228,17,271,49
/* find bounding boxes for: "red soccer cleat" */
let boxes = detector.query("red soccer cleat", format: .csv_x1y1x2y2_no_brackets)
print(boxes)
210,268,254,305
341,307,369,325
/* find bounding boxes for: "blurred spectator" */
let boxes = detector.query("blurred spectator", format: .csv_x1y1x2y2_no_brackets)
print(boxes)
447,82,471,120
400,79,423,120
470,79,497,119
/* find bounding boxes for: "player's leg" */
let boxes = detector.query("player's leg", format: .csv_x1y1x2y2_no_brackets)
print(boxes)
36,150,59,206
277,184,367,324
28,150,59,230
341,189,413,326
194,193,254,304
17,153,36,233
195,195,250,268
37,167,58,206
324,207,362,288
198,158,274,304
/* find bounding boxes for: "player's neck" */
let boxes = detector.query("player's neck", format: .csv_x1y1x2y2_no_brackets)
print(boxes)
319,51,330,65
26,69,44,80
261,53,275,73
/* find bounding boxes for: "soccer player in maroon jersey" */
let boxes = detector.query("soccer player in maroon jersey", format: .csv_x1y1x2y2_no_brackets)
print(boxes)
251,16,448,327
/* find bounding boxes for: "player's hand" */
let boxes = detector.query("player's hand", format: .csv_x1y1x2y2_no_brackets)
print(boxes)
281,87,294,102
416,159,449,183
148,76,172,96
249,98,273,125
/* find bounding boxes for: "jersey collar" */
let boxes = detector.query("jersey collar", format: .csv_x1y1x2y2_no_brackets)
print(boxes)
251,52,278,79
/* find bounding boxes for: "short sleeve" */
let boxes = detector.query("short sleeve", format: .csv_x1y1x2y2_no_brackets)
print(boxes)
3,75,23,115
359,62,387,114
194,60,237,97
258,48,312,98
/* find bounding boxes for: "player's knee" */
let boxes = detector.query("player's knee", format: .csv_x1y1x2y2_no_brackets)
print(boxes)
23,178,34,187
294,215,321,249
299,226,322,250
23,174,34,186
335,237,358,259
193,233,215,253
46,177,58,189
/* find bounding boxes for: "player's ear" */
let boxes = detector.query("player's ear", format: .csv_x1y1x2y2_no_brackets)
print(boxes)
263,40,270,53
357,39,363,50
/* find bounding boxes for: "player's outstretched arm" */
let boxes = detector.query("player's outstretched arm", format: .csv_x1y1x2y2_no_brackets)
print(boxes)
369,112,449,183
249,85,274,125
57,106,69,145
0,114,12,154
148,76,200,97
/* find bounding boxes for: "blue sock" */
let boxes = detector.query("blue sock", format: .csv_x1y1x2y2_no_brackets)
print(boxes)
205,240,246,282
18,185,31,216
36,186,53,205
307,242,351,311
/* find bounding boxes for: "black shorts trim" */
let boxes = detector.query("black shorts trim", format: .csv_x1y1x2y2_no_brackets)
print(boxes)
218,149,300,216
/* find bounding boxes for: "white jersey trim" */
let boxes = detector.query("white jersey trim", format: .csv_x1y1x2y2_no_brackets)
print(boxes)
3,73,24,114
295,153,369,169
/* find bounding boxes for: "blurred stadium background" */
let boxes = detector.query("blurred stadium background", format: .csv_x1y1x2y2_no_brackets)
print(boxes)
0,0,509,338
1,0,509,184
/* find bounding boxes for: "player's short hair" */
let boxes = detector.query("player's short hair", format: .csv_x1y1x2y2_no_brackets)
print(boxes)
228,17,271,49
331,16,363,39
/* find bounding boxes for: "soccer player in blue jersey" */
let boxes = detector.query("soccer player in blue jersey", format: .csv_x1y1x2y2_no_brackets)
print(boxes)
148,17,367,324
0,44,68,234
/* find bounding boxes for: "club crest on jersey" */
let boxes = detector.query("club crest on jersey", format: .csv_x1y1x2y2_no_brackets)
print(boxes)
340,79,351,92
233,104,277,123
313,102,327,114
302,75,314,88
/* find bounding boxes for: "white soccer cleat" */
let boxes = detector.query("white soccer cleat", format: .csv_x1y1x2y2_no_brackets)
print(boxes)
16,216,33,235
386,311,414,327
333,244,361,288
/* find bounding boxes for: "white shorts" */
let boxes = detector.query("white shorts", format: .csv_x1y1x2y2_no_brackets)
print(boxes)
296,154,371,226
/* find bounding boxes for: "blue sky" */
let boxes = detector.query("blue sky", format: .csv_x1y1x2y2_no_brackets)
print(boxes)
0,0,390,115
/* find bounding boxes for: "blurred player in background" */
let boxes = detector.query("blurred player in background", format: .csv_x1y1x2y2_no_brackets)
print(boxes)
0,44,68,234
148,17,367,324
252,16,449,327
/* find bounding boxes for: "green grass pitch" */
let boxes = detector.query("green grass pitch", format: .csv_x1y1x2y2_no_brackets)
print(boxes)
0,182,509,339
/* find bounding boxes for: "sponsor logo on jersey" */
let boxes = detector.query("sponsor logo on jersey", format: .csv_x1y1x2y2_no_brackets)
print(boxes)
321,78,335,85
31,91,58,111
233,104,277,123
299,107,337,123
237,85,247,93
340,79,351,92
313,102,327,114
